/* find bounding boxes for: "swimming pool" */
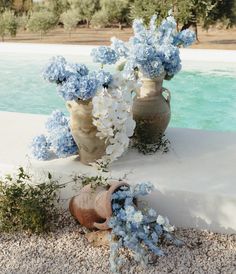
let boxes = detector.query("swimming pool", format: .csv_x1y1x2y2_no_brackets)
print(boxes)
0,44,236,132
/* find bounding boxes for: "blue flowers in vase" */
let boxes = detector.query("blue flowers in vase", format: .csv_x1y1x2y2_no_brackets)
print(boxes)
43,56,113,101
94,13,195,80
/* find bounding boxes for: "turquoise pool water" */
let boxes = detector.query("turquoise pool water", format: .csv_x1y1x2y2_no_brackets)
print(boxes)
0,53,236,132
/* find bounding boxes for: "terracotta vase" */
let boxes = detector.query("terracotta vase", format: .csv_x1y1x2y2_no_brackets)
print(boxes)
132,73,171,144
66,99,106,165
69,181,129,230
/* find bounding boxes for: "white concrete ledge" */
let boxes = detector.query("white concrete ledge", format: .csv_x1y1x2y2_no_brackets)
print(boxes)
0,111,236,234
1,42,236,61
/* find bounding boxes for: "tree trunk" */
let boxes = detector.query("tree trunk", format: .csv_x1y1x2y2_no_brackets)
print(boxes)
86,19,89,28
119,22,123,30
1,35,4,42
193,22,199,42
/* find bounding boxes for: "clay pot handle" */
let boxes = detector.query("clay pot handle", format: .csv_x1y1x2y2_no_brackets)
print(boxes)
162,88,171,106
93,219,110,230
66,102,72,110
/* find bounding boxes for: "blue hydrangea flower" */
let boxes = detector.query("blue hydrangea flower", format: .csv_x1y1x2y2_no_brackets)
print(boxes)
174,29,196,47
31,110,78,160
91,46,119,65
95,70,113,86
148,208,157,217
31,134,51,160
42,56,69,84
58,72,102,101
58,75,81,101
107,13,195,80
77,74,100,100
133,181,154,196
132,18,147,42
111,37,129,58
158,45,182,76
66,63,89,77
45,110,68,133
139,59,164,78
158,15,177,45
49,127,78,158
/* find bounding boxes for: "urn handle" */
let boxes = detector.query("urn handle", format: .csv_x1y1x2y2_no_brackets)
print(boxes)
162,88,171,106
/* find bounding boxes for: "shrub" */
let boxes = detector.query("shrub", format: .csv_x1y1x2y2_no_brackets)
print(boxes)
0,10,18,41
27,11,57,39
0,168,62,234
17,14,29,30
61,9,79,36
91,9,109,28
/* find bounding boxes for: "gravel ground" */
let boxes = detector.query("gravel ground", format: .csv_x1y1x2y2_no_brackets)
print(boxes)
0,212,235,274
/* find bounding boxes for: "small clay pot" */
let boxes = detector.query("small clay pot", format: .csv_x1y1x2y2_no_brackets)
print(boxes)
69,181,129,230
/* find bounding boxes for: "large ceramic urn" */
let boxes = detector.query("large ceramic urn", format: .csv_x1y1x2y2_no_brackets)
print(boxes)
69,181,129,230
66,99,106,165
132,73,171,144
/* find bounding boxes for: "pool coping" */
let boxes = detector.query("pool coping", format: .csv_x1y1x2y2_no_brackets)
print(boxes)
1,42,236,63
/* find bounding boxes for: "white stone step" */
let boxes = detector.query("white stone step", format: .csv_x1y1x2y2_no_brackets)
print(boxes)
0,111,236,234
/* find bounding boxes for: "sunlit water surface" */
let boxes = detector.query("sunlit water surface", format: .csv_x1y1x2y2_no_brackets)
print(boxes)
0,53,236,132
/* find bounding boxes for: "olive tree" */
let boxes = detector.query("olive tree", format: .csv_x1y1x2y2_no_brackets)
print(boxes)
17,13,28,30
27,11,57,39
130,0,171,25
61,9,79,37
46,0,70,19
0,10,18,41
99,0,130,29
69,0,99,27
91,9,109,28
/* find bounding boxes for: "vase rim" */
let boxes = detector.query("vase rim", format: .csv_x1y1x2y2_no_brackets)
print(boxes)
139,71,166,81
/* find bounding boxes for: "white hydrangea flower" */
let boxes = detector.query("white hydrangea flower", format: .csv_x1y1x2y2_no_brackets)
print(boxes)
132,211,143,223
156,215,175,232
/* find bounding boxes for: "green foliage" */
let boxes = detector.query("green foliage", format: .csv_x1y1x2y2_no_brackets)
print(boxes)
46,0,70,19
209,0,236,28
0,168,62,234
132,134,170,154
130,0,172,25
17,13,28,30
69,0,99,27
0,10,18,41
72,174,110,190
61,9,79,35
0,0,13,11
1,0,235,33
27,11,57,38
99,0,130,27
91,9,109,28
